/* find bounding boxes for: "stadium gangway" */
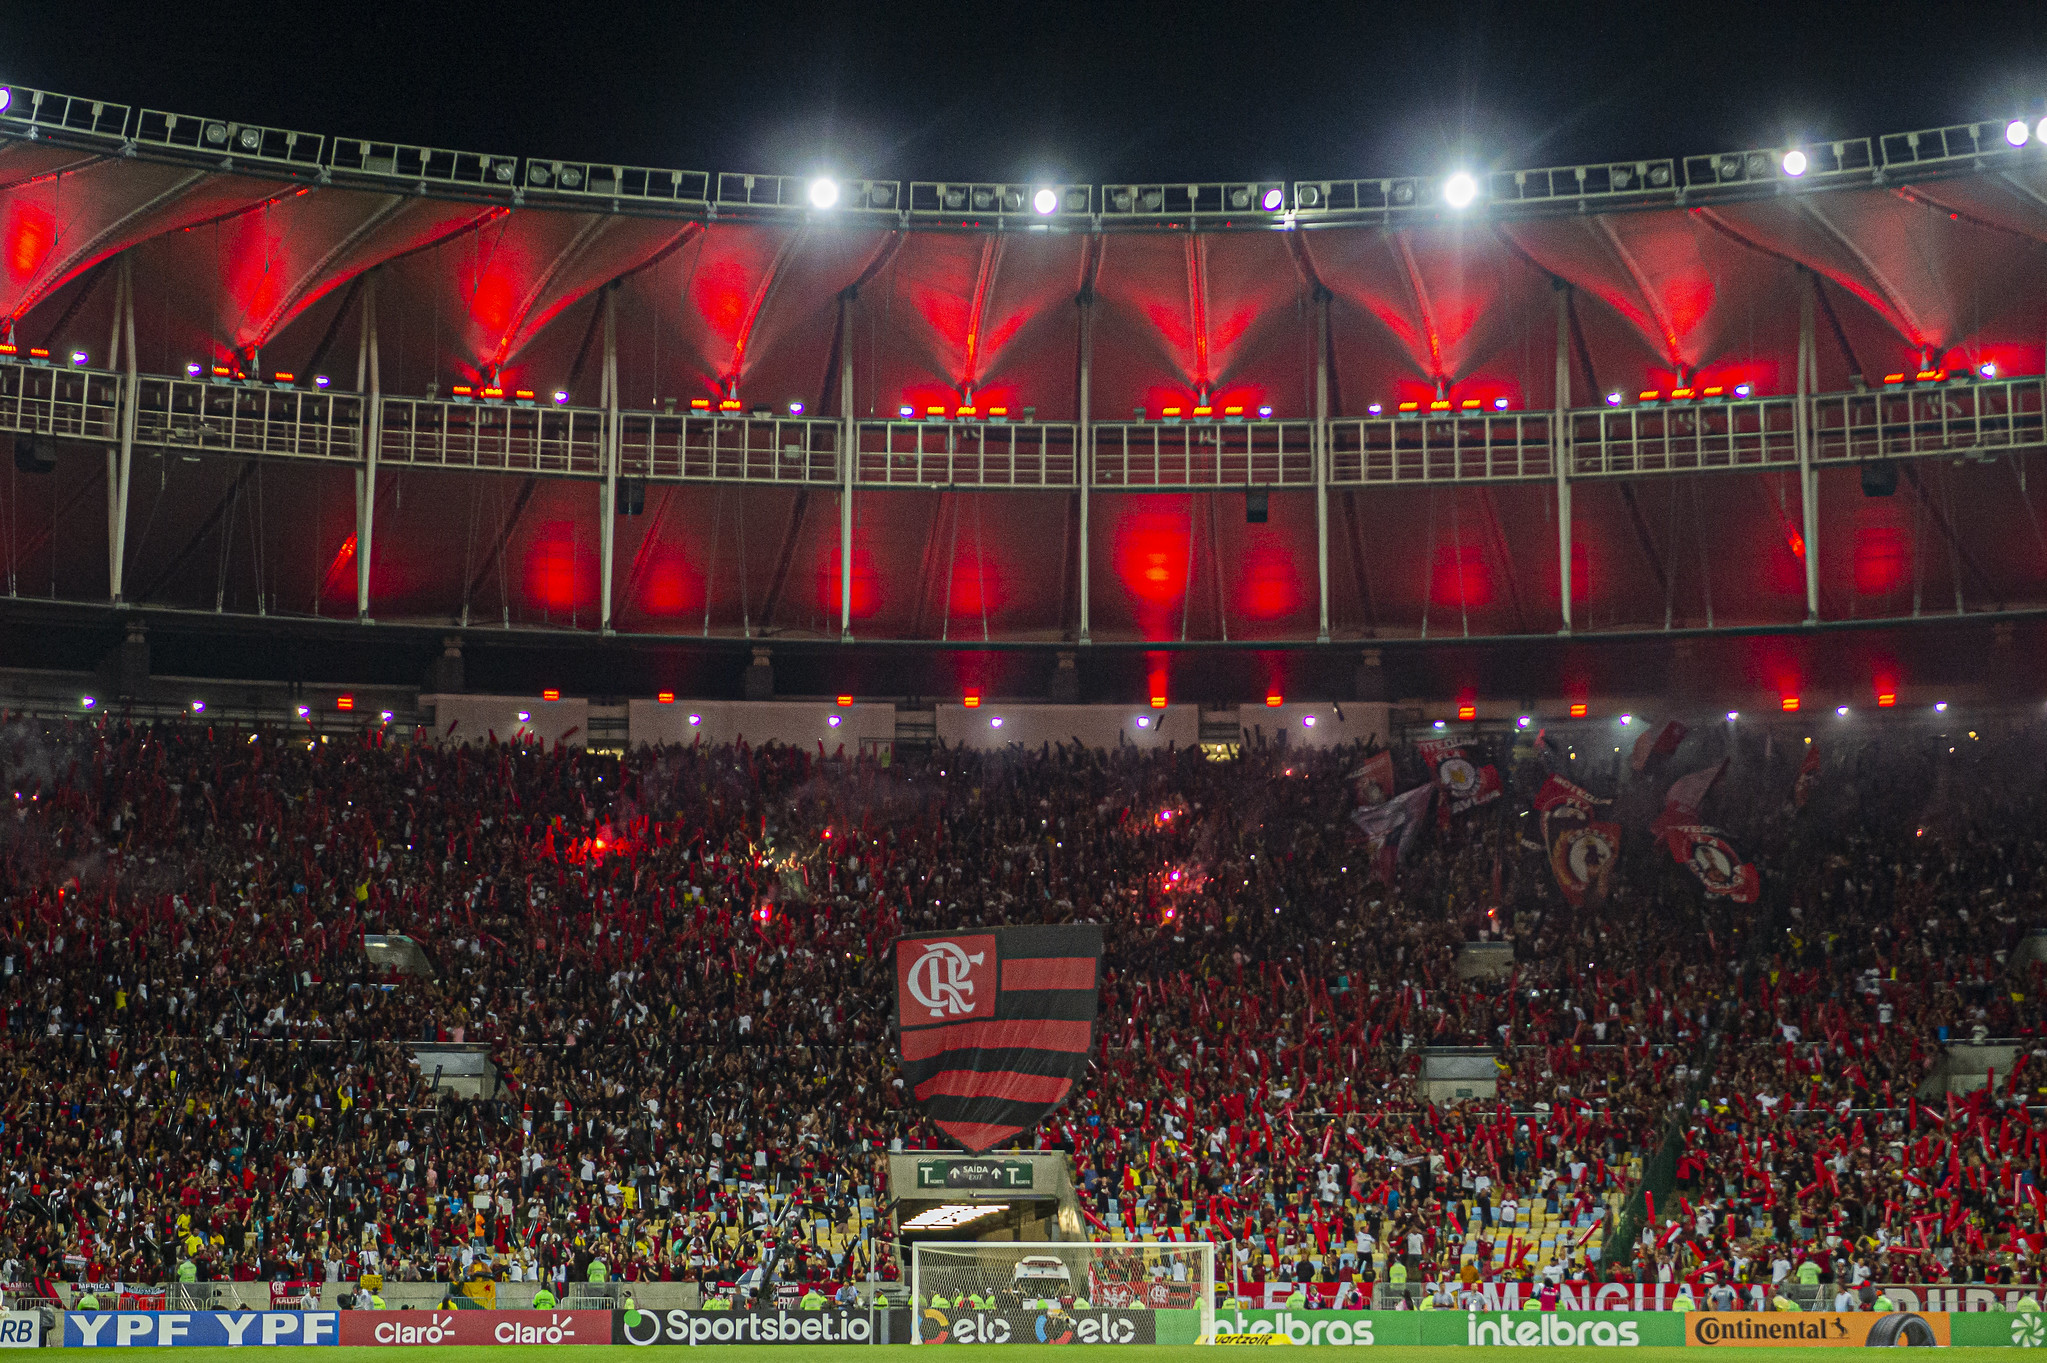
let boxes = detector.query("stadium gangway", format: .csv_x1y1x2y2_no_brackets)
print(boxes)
3,365,2043,488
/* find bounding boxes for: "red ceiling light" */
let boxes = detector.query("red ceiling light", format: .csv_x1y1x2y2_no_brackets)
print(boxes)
1457,704,1477,721
542,689,560,702
1876,691,1897,708
1569,702,1589,718
1265,693,1283,707
963,692,981,708
1150,695,1168,710
836,694,854,706
657,691,675,704
336,695,354,712
1781,695,1801,713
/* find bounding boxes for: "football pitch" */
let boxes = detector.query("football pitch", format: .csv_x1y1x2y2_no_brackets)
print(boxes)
107,1342,2030,1350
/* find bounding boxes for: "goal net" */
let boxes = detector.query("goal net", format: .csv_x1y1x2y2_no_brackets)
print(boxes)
909,1241,1213,1345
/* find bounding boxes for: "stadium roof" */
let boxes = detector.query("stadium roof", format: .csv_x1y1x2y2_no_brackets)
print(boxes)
1,86,2044,667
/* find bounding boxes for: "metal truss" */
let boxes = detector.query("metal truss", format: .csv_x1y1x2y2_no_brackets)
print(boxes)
6,366,2040,488
1294,160,1678,220
906,182,1092,220
1097,183,1283,220
133,111,323,170
7,78,2047,229
618,413,842,484
1093,420,1316,489
133,378,364,461
852,419,1077,487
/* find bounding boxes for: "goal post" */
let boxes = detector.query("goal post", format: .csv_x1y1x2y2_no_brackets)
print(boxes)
908,1240,1214,1344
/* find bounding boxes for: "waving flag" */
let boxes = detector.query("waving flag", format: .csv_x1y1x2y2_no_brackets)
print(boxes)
895,924,1103,1153
1347,749,1396,808
1534,775,1619,906
1651,760,1758,902
1350,781,1434,882
1415,737,1501,818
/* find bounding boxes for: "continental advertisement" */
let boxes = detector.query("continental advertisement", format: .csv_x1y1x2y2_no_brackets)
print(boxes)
1684,1312,1952,1347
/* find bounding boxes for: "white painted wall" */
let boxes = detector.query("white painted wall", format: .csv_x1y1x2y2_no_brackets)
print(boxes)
934,702,1199,751
424,693,588,747
627,699,897,753
1234,701,1389,750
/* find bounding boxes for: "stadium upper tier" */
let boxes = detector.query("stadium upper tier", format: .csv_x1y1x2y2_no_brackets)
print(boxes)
2,84,2047,643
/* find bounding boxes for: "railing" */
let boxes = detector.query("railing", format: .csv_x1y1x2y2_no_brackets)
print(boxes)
853,420,1077,487
0,364,122,443
2,367,2041,488
378,399,602,475
134,377,363,461
1093,420,1316,488
620,411,841,484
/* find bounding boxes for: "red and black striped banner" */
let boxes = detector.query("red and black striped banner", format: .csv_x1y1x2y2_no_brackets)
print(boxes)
894,924,1103,1153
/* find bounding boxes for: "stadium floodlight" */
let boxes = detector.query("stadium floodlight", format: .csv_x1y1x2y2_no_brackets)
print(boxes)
70,350,87,365
2039,117,2047,144
788,400,804,415
1443,170,1479,208
1261,187,1284,211
1781,149,1808,177
553,390,569,404
1734,383,1752,397
1935,702,1947,712
82,696,94,709
1032,188,1057,215
1727,711,1739,722
1980,363,1996,379
808,177,839,209
1433,720,1446,730
1493,396,1509,409
2008,119,2032,148
1257,405,1273,418
0,90,10,115
1607,391,1622,405
1837,705,1849,716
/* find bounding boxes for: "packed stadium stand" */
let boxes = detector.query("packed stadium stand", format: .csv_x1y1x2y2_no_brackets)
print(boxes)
0,707,2041,1304
1,78,2047,1320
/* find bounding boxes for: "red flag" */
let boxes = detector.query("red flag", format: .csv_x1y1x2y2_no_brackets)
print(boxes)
1794,743,1822,807
1629,719,1688,772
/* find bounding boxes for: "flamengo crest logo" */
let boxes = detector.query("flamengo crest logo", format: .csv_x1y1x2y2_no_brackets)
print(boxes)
907,941,986,1017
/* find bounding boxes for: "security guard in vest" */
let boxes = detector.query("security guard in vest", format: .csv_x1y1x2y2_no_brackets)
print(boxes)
1388,1260,1408,1288
1071,1293,1091,1310
176,1258,198,1285
930,1292,953,1310
1285,1285,1307,1308
2016,1291,2042,1313
363,1289,387,1310
1795,1260,1821,1287
74,1289,100,1311
531,1285,558,1309
1872,1288,1896,1313
1672,1285,1695,1313
799,1286,829,1310
587,1256,609,1283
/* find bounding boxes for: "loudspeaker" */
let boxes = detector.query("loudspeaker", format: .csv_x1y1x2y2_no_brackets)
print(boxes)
1246,489,1268,523
616,477,646,515
13,436,54,475
1861,461,1897,497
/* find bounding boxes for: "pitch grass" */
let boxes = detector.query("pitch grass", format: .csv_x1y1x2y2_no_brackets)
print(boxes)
116,1342,2030,1350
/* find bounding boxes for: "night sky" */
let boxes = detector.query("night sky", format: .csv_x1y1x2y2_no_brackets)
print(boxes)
5,1,2047,186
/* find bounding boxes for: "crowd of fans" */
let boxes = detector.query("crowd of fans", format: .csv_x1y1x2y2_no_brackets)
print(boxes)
0,702,2040,1303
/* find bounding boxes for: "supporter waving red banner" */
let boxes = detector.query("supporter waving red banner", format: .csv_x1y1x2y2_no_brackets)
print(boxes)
1649,759,1759,901
895,924,1103,1152
1534,775,1620,906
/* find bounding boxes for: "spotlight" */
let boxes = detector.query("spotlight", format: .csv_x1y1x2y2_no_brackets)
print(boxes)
1734,384,1752,397
238,126,260,151
69,351,87,366
687,714,701,726
1297,184,1321,208
0,90,10,115
1935,702,1947,712
1257,405,1273,418
1432,720,1446,730
191,701,205,713
2039,117,2047,144
1261,187,1284,211
1136,716,1150,729
1619,714,1632,726
517,711,531,723
1980,363,1996,379
1781,149,1808,177
314,375,330,389
186,362,202,376
1606,392,1622,405
898,405,913,418
1443,171,1478,208
1303,716,1316,728
1229,187,1251,209
808,178,839,209
990,716,1003,728
788,401,805,415
82,697,94,709
554,390,569,404
296,706,309,718
1517,716,1530,728
1727,711,1739,722
829,715,841,728
1836,705,1849,717
2008,119,2032,148
1492,397,1508,410
1002,188,1026,212
1064,188,1089,212
1033,188,1057,215
1367,403,1383,415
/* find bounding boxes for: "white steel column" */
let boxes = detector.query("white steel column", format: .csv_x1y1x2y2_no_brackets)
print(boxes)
1077,289,1094,645
108,256,138,603
1554,285,1573,634
839,290,856,642
599,284,620,634
356,272,381,621
1314,288,1331,643
1797,288,1820,624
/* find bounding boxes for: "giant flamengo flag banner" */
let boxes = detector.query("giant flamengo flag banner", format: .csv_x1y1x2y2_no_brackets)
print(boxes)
895,925,1103,1153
